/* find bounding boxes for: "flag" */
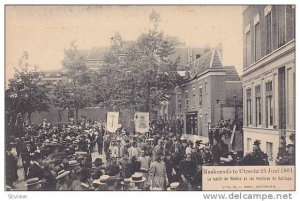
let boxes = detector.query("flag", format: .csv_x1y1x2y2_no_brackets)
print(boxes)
134,112,150,133
106,112,119,133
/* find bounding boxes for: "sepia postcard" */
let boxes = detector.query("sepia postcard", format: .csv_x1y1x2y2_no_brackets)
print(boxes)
4,5,295,192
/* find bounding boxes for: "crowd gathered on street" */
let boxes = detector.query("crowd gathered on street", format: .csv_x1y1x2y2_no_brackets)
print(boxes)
5,116,269,191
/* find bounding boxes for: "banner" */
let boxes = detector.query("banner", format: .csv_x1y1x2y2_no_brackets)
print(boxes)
134,112,150,133
106,112,119,133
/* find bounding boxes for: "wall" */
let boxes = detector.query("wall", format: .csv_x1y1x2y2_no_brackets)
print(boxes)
243,128,279,166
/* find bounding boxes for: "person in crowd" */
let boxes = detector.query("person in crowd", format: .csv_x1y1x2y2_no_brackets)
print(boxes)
164,152,176,184
152,140,164,161
105,157,120,176
21,141,32,179
73,168,93,190
111,140,124,159
27,153,45,180
41,159,57,191
56,170,70,190
104,136,111,161
92,158,104,180
178,153,198,190
119,153,134,179
128,141,140,159
96,133,104,155
138,150,151,172
6,150,18,187
148,155,167,190
131,156,141,173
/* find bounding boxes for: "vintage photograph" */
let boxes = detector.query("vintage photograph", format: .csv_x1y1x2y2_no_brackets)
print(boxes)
5,5,295,191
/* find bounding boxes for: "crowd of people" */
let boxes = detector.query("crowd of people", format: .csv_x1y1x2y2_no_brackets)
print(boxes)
6,118,201,191
5,117,269,191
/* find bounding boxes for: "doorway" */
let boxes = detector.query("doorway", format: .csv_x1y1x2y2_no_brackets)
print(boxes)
186,112,198,135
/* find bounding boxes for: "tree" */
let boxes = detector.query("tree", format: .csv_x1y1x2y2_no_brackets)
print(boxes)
53,42,94,124
5,52,50,124
100,11,183,112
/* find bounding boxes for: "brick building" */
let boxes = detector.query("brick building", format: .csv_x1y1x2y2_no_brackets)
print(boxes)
242,5,295,165
174,48,243,139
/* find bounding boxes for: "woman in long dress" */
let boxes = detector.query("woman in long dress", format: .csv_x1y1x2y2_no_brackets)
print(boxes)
148,155,167,190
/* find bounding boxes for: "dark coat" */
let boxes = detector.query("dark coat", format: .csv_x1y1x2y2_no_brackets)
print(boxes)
27,162,45,179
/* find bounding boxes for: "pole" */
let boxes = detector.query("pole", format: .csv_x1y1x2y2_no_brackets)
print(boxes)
234,95,237,121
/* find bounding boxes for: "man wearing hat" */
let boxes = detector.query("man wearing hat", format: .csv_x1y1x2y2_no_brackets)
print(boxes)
211,137,229,165
73,168,93,190
251,140,269,165
93,175,110,191
56,170,70,190
193,141,204,166
26,177,43,191
27,153,45,180
105,157,120,176
41,159,57,190
128,172,146,190
252,140,262,154
92,158,104,180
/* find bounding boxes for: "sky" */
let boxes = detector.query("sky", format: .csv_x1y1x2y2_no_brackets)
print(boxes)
6,5,244,81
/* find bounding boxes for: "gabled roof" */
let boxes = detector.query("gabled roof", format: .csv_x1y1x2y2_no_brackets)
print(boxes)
187,48,223,75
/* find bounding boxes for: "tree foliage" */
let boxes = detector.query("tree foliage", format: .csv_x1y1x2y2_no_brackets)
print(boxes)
52,42,95,123
99,11,183,112
5,52,50,123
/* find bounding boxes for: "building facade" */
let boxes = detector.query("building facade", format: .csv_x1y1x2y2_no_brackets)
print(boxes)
175,48,243,138
242,5,295,164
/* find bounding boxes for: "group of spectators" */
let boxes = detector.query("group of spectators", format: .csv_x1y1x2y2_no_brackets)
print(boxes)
6,119,202,191
6,117,269,191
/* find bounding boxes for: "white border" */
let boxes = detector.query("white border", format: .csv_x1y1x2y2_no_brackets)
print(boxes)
1,1,299,201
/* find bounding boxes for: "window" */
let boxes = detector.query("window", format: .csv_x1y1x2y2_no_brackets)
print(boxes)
266,142,273,161
266,96,274,127
185,90,189,109
266,81,272,91
265,10,272,54
192,87,196,108
246,88,252,126
254,22,261,61
178,100,182,110
58,109,62,122
266,81,273,127
177,92,182,110
68,110,74,121
196,54,201,59
199,86,203,106
278,6,286,47
255,85,262,126
246,30,251,66
247,138,252,152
